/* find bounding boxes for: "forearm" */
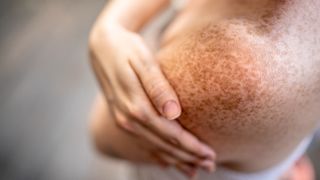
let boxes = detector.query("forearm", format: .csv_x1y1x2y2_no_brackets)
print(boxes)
98,0,170,31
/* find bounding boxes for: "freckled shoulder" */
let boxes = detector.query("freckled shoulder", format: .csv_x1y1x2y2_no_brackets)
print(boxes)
157,17,320,170
158,22,273,135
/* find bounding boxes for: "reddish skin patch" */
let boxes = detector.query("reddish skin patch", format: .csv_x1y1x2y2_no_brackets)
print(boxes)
157,1,320,170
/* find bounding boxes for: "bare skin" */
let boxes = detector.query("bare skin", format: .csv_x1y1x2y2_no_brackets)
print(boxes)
89,0,216,174
90,0,320,175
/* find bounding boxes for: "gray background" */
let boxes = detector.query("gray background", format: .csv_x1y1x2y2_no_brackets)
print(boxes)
0,0,319,179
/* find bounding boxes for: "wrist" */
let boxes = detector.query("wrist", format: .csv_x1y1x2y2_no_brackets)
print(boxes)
99,9,141,32
99,0,169,32
89,20,120,49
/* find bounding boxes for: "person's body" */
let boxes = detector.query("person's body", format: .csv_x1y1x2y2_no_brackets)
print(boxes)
89,0,320,179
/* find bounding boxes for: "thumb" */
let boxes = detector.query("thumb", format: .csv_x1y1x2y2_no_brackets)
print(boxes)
130,56,181,120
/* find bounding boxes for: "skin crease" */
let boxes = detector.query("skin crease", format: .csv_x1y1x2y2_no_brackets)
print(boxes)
90,0,320,172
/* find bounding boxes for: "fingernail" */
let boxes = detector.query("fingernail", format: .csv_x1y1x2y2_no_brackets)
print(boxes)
199,160,215,173
206,163,216,173
184,167,197,178
201,146,216,160
189,169,197,178
163,100,180,120
204,166,215,173
210,163,216,172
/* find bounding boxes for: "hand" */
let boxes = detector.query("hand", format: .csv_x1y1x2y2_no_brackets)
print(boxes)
89,23,216,173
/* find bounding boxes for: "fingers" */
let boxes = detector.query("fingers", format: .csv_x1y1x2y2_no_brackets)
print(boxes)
147,114,216,160
91,35,216,173
112,105,214,172
115,109,199,163
116,66,216,164
126,98,216,161
108,71,215,172
113,107,136,133
129,38,181,120
157,152,214,178
176,163,198,178
157,152,198,178
96,54,215,170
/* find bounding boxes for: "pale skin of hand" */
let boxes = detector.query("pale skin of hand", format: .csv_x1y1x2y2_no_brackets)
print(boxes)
89,0,216,175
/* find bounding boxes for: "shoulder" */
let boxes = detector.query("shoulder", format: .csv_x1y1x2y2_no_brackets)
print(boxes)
157,16,317,142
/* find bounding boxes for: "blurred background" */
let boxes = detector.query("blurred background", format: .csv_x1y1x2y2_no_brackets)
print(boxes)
0,0,319,180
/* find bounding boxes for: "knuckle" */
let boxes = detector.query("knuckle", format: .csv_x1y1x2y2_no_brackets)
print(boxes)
137,55,153,72
189,139,202,152
133,53,154,74
132,34,144,44
129,106,141,117
129,105,149,123
132,56,151,74
116,117,134,132
148,79,169,103
174,124,184,136
115,117,127,128
178,131,202,153
170,128,184,144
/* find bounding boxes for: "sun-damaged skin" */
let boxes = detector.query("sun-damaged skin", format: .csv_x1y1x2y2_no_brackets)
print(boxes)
90,0,320,173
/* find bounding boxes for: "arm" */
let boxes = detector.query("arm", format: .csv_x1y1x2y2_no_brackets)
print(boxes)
98,0,170,31
89,0,216,176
